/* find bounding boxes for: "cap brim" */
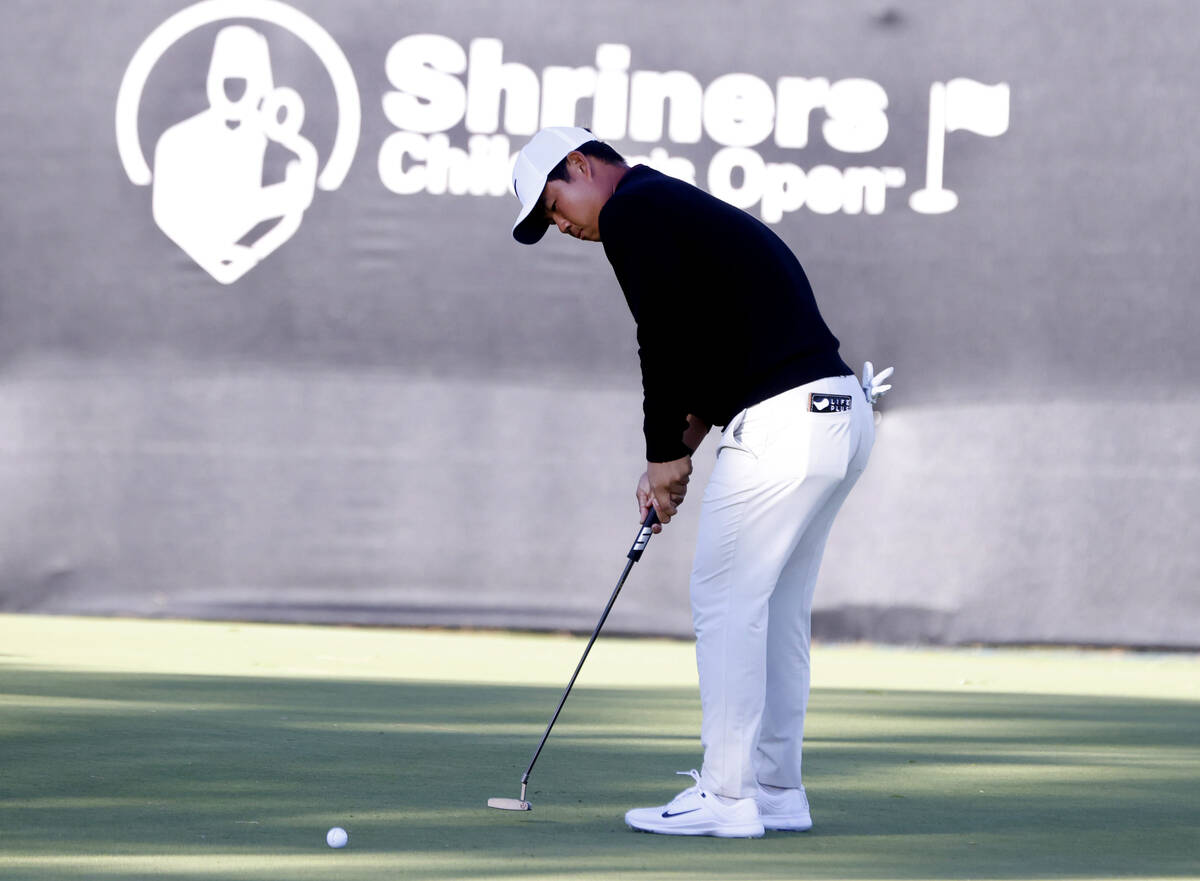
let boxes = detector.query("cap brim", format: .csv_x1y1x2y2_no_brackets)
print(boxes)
516,212,552,243
512,192,550,244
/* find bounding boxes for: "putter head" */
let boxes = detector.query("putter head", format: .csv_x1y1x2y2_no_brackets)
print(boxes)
488,797,532,811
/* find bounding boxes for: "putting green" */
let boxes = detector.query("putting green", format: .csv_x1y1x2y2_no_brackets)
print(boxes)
1,614,1197,880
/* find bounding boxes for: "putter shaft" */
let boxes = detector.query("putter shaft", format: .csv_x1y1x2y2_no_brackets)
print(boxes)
517,509,659,793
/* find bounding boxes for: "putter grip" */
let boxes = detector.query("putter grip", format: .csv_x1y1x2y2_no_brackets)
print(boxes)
627,508,660,561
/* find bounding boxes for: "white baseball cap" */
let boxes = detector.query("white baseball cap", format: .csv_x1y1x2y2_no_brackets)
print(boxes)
510,126,596,244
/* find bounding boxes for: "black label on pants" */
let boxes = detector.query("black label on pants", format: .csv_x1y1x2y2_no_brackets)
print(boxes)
809,393,852,413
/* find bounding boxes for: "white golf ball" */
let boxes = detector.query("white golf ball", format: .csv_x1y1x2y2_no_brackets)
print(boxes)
326,826,348,848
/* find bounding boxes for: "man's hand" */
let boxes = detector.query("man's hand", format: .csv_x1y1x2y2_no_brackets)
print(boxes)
637,457,693,531
636,472,661,533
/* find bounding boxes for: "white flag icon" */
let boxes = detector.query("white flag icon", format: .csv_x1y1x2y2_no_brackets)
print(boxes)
944,79,1010,136
910,79,1011,214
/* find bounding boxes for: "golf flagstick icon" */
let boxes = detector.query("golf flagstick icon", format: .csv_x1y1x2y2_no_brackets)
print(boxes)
151,25,317,284
909,79,1010,214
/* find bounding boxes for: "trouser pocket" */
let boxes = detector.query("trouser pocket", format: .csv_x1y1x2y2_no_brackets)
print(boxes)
716,408,757,460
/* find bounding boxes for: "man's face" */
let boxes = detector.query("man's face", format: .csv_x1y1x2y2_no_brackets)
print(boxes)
540,153,608,242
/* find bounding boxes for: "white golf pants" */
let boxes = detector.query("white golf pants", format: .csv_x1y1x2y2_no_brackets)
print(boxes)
691,374,874,799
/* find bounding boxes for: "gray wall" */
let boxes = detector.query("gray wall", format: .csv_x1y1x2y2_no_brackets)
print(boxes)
1,0,1196,646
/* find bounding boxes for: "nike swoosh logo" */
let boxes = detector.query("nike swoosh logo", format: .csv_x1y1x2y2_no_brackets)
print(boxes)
661,808,701,818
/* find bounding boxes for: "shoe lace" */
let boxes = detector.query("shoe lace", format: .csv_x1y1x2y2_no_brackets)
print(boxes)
676,769,702,786
667,769,704,805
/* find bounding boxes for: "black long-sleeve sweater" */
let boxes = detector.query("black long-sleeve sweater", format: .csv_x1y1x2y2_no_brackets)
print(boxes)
598,164,851,462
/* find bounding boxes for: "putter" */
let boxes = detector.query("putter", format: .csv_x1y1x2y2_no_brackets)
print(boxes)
488,507,660,812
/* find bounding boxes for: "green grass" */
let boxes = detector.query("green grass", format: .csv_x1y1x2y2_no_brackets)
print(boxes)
1,615,1198,880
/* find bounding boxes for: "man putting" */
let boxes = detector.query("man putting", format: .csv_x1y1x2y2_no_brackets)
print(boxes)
510,126,891,838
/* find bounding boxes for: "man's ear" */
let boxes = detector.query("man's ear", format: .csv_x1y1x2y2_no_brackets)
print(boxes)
566,150,592,179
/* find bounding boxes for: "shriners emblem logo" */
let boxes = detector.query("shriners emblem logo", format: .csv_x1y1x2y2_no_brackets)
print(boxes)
115,0,361,284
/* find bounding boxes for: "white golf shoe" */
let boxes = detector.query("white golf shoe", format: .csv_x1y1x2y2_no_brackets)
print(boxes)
756,783,813,831
624,770,765,838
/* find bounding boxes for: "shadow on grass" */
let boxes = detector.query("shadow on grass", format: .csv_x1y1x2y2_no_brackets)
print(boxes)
0,668,1197,880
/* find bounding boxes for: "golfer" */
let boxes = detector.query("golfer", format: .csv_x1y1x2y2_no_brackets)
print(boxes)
510,126,890,838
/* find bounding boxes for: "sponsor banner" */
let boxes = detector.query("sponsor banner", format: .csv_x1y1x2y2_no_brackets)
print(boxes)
0,0,1196,645
113,2,1010,285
